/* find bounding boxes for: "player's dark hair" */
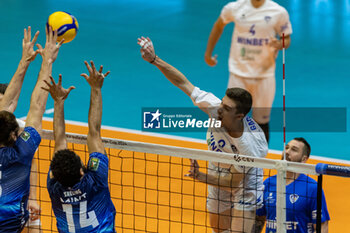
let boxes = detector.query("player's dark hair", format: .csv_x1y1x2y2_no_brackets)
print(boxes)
225,88,252,116
293,137,311,157
0,110,19,147
0,83,8,95
50,149,84,187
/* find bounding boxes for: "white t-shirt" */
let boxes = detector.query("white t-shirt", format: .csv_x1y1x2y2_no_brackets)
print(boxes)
190,87,268,194
221,0,292,78
16,118,25,128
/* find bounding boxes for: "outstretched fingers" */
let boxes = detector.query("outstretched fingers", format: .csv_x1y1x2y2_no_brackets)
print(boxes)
80,73,89,81
104,71,110,78
84,61,93,74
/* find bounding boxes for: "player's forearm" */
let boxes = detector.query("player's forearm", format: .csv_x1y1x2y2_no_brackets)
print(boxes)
87,87,105,154
88,88,102,138
25,61,52,132
205,18,225,56
320,221,328,233
53,100,67,152
152,57,194,96
279,35,291,50
0,59,31,112
195,172,239,192
29,160,38,199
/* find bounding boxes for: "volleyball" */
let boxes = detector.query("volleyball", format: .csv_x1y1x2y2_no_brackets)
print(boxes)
47,11,79,43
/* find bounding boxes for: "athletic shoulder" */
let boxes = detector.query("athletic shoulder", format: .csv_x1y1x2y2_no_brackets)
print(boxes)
298,174,318,186
221,0,246,23
267,0,288,12
243,116,268,156
223,0,245,9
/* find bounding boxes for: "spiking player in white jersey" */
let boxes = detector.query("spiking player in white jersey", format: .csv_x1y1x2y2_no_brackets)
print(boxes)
138,37,268,233
205,0,292,142
45,61,116,233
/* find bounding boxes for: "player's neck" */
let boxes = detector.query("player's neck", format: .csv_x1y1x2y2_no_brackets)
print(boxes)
251,0,266,8
226,120,244,138
286,172,300,185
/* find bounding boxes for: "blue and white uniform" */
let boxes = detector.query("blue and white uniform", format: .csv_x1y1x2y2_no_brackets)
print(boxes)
47,152,116,233
257,174,330,233
0,127,41,232
191,87,268,213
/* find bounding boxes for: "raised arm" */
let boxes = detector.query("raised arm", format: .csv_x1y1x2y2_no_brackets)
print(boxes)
138,37,194,97
25,27,64,135
81,61,110,154
204,17,226,67
0,26,39,112
42,75,75,152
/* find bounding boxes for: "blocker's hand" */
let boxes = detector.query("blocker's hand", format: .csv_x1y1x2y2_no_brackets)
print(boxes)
138,36,157,63
81,60,110,89
42,74,75,102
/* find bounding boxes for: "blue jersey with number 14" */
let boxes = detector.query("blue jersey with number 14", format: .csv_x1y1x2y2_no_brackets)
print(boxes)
47,152,116,233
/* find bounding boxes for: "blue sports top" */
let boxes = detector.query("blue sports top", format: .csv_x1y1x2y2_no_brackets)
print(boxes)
47,152,116,233
0,127,41,231
257,174,330,233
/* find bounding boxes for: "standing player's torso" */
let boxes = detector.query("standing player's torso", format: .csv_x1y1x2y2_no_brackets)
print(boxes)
233,1,284,44
228,0,290,78
49,174,116,233
206,115,266,166
263,175,317,233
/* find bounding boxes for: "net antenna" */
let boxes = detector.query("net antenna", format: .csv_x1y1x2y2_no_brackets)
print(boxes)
276,33,287,233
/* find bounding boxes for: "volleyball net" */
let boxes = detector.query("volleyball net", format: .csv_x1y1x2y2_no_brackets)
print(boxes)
33,130,350,233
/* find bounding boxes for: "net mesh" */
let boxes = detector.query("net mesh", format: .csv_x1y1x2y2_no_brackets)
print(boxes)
31,131,322,233
36,136,215,233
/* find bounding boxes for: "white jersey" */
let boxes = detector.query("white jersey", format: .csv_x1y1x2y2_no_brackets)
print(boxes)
16,118,25,128
221,0,292,78
190,87,268,198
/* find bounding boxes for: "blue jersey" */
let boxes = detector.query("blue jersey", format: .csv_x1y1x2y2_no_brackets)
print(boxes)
47,152,116,233
256,174,330,233
0,127,41,231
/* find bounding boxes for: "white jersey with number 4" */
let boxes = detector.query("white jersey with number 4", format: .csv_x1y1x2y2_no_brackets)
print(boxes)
221,0,292,78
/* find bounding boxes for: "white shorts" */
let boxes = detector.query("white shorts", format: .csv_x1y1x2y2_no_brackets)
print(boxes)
228,73,275,124
206,164,263,213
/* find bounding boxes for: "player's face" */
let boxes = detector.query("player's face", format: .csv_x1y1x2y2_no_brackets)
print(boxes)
217,96,243,129
284,140,307,163
0,94,3,102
